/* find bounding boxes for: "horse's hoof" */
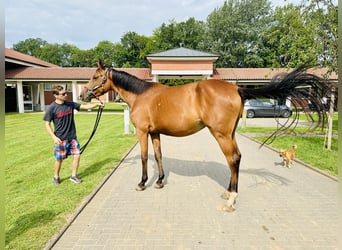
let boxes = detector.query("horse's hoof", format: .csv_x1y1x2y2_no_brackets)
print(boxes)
222,205,236,212
154,182,164,189
135,185,146,191
221,191,230,200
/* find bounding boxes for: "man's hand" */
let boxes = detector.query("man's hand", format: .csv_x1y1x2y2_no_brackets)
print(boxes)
53,135,62,145
80,102,104,110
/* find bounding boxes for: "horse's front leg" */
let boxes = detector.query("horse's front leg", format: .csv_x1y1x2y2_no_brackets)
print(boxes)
136,130,148,191
150,133,164,189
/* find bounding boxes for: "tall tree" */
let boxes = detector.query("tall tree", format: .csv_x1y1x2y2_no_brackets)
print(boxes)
205,0,272,67
261,4,317,68
94,40,116,67
12,38,48,58
261,0,337,72
152,18,206,51
69,48,96,67
10,0,336,72
302,0,337,74
113,32,151,67
40,43,79,67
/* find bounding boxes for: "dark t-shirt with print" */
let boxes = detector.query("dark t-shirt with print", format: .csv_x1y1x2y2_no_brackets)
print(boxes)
43,101,81,141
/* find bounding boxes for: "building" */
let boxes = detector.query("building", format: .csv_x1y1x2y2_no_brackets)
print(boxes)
5,47,338,113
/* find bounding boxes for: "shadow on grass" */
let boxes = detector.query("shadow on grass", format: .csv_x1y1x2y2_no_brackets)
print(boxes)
79,158,118,178
6,210,57,245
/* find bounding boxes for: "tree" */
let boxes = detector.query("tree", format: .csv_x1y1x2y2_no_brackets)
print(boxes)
302,0,337,74
69,48,96,67
93,40,116,67
205,0,272,67
112,32,151,68
260,0,337,71
261,4,317,68
10,0,336,72
12,38,48,58
40,43,79,67
152,18,206,51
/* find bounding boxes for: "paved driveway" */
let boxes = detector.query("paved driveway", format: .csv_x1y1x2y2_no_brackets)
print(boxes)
47,128,338,250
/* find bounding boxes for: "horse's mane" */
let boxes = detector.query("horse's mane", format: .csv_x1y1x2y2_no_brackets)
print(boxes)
111,69,155,94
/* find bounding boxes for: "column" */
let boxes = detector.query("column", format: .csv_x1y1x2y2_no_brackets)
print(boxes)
39,83,45,111
152,74,159,82
124,107,130,134
16,81,24,113
72,81,78,102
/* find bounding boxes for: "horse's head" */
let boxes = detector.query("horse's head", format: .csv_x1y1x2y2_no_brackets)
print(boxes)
80,60,111,102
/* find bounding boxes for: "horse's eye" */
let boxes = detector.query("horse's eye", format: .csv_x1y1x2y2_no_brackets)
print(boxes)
93,76,98,80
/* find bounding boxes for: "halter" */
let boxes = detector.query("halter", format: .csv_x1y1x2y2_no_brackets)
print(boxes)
85,67,110,101
80,68,109,154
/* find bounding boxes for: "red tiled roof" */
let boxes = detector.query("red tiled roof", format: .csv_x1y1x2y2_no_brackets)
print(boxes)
5,66,336,82
119,68,152,80
213,68,337,80
5,67,153,81
5,48,60,68
213,68,286,80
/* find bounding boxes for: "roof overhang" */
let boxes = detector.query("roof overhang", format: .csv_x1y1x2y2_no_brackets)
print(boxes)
151,69,213,76
147,56,219,62
5,58,47,68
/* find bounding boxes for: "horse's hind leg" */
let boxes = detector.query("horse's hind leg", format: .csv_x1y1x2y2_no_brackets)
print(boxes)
210,130,241,212
150,133,165,189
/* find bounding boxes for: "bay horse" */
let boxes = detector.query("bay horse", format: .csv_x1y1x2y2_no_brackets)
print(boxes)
80,60,329,212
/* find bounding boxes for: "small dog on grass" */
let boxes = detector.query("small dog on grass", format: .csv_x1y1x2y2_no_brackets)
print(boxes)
279,145,297,168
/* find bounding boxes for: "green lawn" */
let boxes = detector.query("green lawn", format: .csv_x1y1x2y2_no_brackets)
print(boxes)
254,135,338,176
237,113,338,176
5,111,338,249
5,112,137,249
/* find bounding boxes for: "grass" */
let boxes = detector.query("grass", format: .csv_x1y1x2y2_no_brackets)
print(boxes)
5,112,137,250
237,113,338,176
253,136,338,176
5,111,338,249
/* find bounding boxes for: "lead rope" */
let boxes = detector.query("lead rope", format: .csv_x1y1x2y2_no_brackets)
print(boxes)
80,101,104,154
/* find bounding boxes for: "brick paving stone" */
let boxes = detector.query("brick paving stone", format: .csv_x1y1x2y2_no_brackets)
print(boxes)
48,128,338,250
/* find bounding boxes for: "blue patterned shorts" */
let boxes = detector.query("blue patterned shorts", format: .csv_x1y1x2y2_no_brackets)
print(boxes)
54,139,80,160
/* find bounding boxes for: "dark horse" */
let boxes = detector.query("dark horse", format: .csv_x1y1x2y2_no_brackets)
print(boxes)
80,60,329,212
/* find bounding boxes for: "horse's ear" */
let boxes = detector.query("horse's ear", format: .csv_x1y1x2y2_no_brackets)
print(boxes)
98,59,105,70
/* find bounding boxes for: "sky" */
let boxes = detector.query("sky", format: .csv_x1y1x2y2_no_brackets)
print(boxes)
5,0,300,50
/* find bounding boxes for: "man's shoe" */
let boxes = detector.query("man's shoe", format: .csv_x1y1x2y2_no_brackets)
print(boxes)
53,177,60,186
70,175,82,183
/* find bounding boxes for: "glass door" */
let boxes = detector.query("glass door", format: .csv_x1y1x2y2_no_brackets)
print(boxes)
23,85,33,111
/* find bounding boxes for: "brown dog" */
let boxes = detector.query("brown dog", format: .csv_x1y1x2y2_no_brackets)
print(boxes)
279,145,297,168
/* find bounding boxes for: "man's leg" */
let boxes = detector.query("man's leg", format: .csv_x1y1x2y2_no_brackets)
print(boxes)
71,154,80,177
69,139,82,183
53,160,62,185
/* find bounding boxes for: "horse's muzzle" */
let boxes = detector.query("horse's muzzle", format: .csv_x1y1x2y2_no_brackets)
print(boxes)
80,88,95,102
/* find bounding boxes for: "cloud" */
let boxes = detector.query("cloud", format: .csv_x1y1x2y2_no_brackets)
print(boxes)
5,0,305,50
5,0,226,49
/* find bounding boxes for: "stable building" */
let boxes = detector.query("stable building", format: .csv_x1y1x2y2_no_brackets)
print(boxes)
5,47,338,113
147,47,219,81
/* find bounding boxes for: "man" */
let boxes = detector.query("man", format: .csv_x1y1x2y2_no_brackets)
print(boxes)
44,85,103,185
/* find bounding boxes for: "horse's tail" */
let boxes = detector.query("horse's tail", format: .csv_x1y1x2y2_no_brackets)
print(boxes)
237,65,331,144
